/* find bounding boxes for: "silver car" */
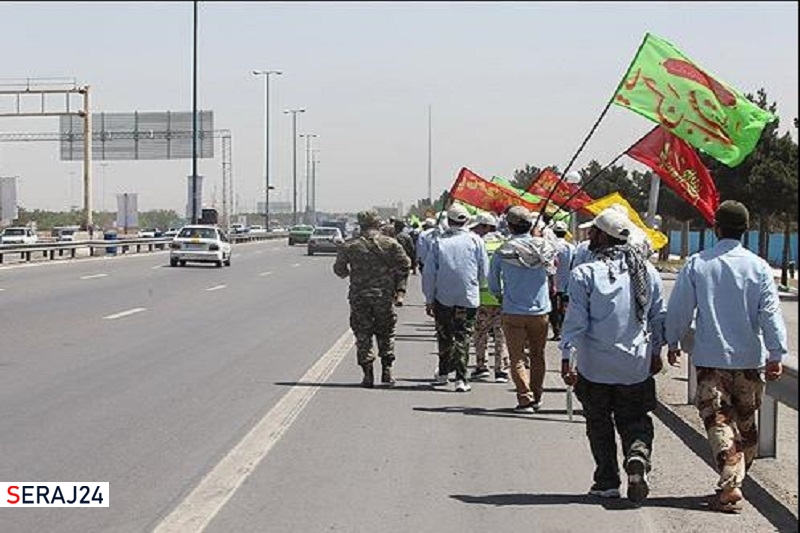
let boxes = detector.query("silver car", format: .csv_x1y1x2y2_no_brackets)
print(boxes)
307,227,344,255
169,225,232,267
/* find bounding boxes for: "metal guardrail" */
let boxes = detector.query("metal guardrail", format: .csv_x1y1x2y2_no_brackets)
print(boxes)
0,232,285,264
681,330,798,458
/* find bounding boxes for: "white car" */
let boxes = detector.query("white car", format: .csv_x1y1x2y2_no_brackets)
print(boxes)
307,227,344,255
1,227,38,245
169,225,232,267
138,228,158,238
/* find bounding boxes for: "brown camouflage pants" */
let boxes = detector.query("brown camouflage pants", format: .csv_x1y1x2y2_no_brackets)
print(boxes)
695,367,765,491
473,305,509,371
349,292,397,368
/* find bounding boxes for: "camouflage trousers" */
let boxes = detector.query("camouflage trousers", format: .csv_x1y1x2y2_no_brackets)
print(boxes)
473,305,508,371
695,367,765,491
349,292,397,368
433,300,477,382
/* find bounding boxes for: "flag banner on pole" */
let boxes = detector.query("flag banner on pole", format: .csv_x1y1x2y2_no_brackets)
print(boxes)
450,168,544,214
613,33,775,167
525,169,594,211
490,176,570,222
584,192,669,250
626,126,719,225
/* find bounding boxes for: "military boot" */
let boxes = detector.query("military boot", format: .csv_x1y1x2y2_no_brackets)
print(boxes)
361,364,375,388
381,365,396,386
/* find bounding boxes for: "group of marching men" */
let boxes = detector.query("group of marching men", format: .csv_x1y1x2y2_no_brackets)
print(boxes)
360,199,788,511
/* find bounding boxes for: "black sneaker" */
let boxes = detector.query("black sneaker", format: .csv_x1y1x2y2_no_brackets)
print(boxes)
494,370,510,383
470,367,491,380
514,403,535,414
625,456,650,504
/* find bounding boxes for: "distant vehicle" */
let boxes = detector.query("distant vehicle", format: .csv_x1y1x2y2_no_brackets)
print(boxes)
287,224,314,246
169,225,232,268
230,223,249,234
1,226,38,245
138,228,159,238
250,225,266,234
307,227,344,255
52,225,79,242
163,228,179,238
199,208,219,225
318,220,348,238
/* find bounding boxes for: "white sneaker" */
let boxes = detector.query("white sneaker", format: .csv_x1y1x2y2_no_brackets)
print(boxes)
454,380,471,392
433,370,449,385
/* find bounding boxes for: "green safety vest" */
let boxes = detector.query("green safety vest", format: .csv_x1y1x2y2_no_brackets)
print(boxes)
479,234,505,306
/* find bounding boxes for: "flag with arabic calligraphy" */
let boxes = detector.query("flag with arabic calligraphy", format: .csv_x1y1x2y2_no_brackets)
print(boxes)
491,176,571,221
450,168,544,214
526,169,594,211
626,126,719,225
613,33,775,167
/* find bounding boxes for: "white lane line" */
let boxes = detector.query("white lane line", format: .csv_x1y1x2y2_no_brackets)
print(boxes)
152,265,163,270
292,263,301,267
153,330,355,533
80,273,108,280
0,288,5,292
103,307,147,320
258,271,273,277
206,284,227,292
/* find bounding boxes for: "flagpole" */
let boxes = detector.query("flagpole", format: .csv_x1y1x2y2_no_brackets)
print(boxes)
548,126,657,219
536,33,650,226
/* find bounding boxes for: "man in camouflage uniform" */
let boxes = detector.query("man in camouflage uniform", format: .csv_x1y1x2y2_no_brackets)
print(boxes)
334,210,412,388
665,201,787,513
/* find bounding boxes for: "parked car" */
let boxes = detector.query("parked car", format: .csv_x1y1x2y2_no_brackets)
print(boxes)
288,224,314,246
307,227,344,255
1,226,38,245
169,225,232,267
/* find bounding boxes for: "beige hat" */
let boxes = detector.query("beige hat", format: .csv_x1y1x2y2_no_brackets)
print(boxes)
552,220,568,232
579,207,631,241
469,212,498,228
447,203,471,223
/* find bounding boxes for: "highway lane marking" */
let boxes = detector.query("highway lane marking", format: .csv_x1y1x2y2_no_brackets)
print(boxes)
258,271,273,277
152,265,163,270
206,284,227,292
79,273,108,280
103,307,147,320
153,330,355,533
292,263,301,267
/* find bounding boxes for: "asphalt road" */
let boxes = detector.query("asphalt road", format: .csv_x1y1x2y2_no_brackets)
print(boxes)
0,243,796,532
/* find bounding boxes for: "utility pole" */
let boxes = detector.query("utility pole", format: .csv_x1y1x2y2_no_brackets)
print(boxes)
252,69,282,231
284,108,306,225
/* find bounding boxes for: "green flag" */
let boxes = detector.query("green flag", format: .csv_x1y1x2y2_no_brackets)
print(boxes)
614,33,775,167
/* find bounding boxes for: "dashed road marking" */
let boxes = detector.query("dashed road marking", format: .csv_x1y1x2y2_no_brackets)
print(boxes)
206,284,227,292
258,271,273,277
103,307,146,320
80,273,108,280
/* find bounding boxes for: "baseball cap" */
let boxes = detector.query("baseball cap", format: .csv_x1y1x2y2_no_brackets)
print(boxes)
447,203,471,223
578,207,631,241
505,205,533,225
552,220,568,232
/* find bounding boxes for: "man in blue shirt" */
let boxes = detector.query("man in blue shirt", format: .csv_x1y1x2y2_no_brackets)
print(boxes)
665,200,787,513
489,205,556,412
422,203,489,392
559,207,666,504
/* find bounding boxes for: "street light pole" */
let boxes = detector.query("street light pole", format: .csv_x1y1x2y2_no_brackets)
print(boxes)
300,133,317,224
191,0,199,224
311,148,320,225
252,69,282,231
284,108,305,225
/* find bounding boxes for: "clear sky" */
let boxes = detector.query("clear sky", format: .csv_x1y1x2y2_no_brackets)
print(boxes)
0,1,797,216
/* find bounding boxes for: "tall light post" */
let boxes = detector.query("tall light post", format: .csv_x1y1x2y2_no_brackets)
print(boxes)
311,148,320,225
190,0,200,224
252,69,282,231
284,108,305,225
300,133,317,224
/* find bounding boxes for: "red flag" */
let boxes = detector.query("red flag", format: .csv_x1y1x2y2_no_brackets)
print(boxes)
526,169,594,211
450,168,544,214
626,126,719,225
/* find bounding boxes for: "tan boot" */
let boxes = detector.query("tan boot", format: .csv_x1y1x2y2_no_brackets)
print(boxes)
394,290,405,307
381,365,396,386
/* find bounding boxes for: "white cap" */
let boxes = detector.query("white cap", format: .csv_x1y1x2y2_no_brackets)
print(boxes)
447,203,471,223
578,207,631,241
469,212,498,228
552,220,568,232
